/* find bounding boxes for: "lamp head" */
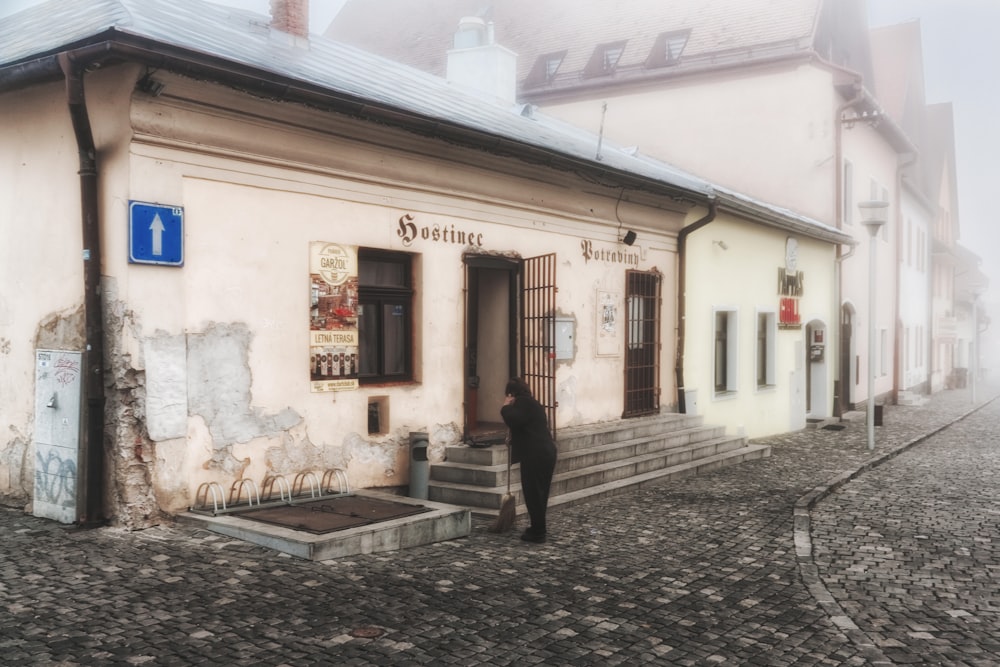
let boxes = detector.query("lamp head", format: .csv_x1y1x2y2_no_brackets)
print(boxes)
858,200,889,237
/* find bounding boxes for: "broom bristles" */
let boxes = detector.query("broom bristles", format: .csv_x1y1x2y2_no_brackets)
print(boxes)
489,493,517,533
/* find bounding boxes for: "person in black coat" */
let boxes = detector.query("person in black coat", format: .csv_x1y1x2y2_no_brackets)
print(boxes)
500,377,557,543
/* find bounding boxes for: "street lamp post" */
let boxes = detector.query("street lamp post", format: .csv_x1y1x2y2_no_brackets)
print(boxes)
859,200,889,451
971,287,985,404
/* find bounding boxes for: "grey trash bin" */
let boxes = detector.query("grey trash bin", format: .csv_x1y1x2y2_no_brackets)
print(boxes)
408,431,429,499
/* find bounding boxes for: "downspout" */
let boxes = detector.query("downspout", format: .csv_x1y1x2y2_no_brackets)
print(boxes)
58,52,105,527
893,152,918,405
832,81,864,417
675,200,717,414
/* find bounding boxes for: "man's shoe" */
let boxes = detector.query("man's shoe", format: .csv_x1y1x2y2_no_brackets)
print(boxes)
520,530,546,543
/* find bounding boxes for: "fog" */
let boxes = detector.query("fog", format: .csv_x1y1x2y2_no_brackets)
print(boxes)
869,0,1000,292
2,0,996,292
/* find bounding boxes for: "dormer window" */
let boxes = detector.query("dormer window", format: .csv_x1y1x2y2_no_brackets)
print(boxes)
603,44,624,70
647,30,690,68
585,40,627,77
545,54,564,79
526,50,567,85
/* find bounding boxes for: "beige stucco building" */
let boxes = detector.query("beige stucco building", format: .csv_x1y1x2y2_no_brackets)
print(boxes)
1,0,853,528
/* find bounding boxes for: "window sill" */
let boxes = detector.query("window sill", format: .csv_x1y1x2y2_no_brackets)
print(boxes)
360,379,418,389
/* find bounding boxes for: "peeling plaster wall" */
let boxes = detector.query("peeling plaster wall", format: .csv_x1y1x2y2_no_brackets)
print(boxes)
103,279,162,528
0,429,31,506
0,80,87,506
113,98,688,518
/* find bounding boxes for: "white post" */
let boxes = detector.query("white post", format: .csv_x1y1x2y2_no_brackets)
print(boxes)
858,200,888,452
866,229,877,451
972,295,978,404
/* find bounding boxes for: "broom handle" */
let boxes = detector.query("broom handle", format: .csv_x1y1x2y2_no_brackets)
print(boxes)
506,430,512,494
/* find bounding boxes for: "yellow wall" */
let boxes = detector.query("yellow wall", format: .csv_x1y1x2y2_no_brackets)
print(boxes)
683,215,838,437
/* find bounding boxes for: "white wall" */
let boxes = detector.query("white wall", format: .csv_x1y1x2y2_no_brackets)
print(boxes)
541,64,840,224
898,190,932,391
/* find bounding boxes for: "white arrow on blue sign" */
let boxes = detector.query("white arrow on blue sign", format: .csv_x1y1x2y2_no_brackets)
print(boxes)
129,201,184,266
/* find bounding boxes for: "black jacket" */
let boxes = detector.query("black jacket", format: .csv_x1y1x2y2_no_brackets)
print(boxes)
500,395,556,464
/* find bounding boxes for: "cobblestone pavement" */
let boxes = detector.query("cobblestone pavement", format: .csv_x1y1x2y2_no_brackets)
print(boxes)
811,396,1000,666
1,387,996,666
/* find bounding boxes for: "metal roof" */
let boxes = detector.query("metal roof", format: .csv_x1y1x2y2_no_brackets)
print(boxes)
0,0,713,198
329,0,823,83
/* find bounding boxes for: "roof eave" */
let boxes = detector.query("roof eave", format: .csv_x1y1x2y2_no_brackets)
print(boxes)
521,50,814,103
715,191,856,247
0,30,708,206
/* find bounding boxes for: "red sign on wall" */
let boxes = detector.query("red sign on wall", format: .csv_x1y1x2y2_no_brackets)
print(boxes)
779,297,800,328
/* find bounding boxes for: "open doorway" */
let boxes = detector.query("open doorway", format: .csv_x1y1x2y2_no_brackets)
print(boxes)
806,319,829,417
840,303,856,412
463,254,556,444
464,257,517,444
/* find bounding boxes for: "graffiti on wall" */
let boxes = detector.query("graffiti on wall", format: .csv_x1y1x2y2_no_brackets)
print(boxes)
34,449,76,509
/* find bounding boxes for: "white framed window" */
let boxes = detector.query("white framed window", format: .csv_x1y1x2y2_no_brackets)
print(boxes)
714,308,738,394
756,311,776,389
880,328,889,377
880,186,890,241
905,327,911,371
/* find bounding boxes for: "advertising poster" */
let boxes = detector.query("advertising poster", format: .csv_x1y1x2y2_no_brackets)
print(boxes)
596,289,621,356
309,242,360,392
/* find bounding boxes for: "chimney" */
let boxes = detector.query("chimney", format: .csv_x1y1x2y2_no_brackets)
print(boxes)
271,0,309,38
446,17,518,105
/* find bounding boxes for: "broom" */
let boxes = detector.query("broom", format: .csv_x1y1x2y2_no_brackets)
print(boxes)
489,432,517,533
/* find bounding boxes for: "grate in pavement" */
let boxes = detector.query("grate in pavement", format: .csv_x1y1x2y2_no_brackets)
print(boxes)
235,495,431,534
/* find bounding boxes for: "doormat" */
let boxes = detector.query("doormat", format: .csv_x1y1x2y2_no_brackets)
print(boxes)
822,423,847,431
237,495,431,534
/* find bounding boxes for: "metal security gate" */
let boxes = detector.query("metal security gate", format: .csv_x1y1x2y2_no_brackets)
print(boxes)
623,270,661,417
521,254,557,438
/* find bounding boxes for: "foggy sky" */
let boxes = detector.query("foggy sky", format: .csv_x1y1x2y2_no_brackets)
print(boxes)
869,0,1000,292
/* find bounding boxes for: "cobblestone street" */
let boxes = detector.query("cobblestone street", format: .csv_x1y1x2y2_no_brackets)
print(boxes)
1,387,997,665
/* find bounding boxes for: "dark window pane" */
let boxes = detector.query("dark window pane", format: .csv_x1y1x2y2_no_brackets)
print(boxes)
357,303,378,376
357,249,413,383
383,303,407,375
359,260,406,287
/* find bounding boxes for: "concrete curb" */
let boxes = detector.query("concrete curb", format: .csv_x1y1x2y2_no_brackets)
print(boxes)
793,393,1000,665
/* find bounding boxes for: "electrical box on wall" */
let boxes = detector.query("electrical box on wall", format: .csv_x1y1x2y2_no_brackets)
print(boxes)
33,349,83,524
554,317,575,360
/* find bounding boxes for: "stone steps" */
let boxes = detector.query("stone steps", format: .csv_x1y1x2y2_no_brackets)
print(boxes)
428,414,771,516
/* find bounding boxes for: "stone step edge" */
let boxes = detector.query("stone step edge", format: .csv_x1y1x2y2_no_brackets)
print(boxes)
553,413,703,440
445,443,772,517
444,425,729,465
434,435,746,482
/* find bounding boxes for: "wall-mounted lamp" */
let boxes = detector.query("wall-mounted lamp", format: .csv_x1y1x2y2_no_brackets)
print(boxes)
713,240,728,251
136,72,165,97
842,109,882,130
858,200,889,234
622,230,637,246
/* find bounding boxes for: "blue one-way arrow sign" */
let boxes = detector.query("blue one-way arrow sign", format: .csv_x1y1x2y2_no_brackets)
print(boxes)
129,201,183,266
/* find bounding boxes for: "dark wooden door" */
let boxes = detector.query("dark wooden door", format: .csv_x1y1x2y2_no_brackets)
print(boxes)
623,270,661,417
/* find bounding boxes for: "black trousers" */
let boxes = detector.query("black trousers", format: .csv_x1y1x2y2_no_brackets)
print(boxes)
519,444,557,534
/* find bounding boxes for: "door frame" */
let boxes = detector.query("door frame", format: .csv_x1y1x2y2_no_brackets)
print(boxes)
463,255,519,442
